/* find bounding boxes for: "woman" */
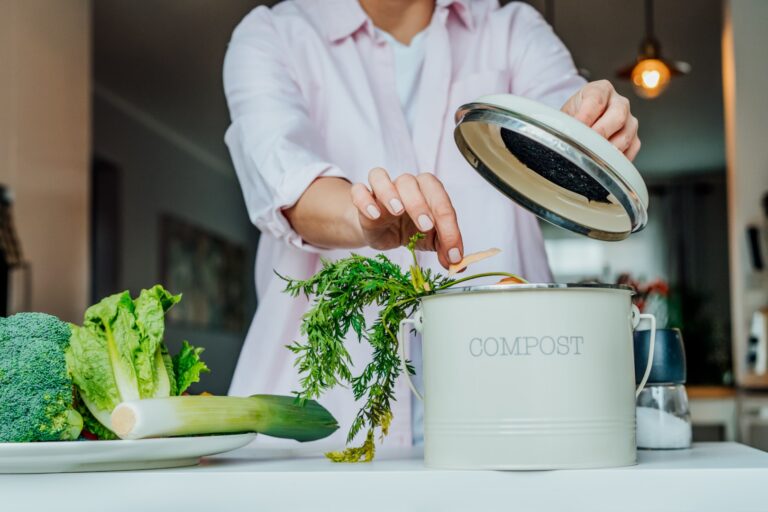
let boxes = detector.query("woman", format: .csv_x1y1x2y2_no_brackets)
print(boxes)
224,0,640,448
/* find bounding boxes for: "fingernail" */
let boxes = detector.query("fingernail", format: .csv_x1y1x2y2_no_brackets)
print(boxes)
366,204,381,219
418,214,433,231
389,198,404,214
448,248,461,264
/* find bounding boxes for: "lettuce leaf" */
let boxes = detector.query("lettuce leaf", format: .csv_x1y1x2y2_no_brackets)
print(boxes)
75,394,118,440
173,341,210,395
66,323,121,416
83,291,142,402
161,344,178,396
134,286,181,398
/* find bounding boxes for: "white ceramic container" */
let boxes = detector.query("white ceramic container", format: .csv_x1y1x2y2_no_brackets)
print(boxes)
400,283,656,470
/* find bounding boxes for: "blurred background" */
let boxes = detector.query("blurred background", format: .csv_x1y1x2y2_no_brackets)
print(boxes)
1,0,767,447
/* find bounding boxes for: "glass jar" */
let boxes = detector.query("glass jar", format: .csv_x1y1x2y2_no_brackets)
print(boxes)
634,328,692,450
636,384,692,449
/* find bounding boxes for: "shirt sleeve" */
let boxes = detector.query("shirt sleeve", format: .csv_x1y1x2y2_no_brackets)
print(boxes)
506,3,587,109
223,7,348,252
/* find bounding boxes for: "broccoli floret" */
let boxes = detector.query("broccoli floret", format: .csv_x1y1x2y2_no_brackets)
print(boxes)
0,313,83,442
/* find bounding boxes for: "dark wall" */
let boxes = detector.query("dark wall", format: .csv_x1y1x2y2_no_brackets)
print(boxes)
92,95,259,395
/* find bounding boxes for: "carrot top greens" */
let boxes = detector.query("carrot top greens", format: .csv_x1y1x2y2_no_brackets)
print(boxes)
282,234,523,462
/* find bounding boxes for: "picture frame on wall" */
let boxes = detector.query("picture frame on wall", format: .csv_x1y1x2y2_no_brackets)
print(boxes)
160,214,247,333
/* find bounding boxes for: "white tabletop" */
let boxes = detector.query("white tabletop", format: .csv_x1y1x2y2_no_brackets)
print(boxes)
3,442,768,512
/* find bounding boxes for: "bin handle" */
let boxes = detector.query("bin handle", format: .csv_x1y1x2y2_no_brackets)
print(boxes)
398,310,423,401
633,305,656,398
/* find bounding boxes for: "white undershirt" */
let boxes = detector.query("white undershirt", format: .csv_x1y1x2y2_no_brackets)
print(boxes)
378,29,427,134
379,28,428,445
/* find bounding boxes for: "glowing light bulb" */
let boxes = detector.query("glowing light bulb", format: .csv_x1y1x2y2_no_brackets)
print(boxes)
641,69,661,88
630,58,671,99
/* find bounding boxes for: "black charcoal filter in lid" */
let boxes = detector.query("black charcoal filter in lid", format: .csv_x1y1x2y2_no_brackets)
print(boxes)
454,94,649,241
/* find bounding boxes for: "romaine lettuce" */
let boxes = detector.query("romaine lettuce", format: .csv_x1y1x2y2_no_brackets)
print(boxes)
66,285,209,437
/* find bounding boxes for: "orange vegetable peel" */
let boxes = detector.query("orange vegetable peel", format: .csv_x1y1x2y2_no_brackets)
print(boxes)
447,248,502,276
496,276,527,285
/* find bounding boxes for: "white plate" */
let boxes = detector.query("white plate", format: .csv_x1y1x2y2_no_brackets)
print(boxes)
0,433,256,474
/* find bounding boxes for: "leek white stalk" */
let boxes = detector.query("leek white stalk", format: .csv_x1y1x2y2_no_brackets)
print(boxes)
111,395,339,441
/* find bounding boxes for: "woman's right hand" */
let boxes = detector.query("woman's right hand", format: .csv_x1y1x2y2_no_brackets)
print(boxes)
350,168,464,269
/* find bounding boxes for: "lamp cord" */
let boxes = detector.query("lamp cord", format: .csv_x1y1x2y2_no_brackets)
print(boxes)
545,0,555,27
645,0,655,39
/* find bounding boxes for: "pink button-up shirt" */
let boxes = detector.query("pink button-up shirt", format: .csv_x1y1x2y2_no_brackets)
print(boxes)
224,0,585,449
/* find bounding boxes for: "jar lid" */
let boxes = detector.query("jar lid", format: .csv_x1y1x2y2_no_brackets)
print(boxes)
634,328,687,385
454,94,649,241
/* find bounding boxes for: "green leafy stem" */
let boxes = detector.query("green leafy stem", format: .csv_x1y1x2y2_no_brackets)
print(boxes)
281,234,524,462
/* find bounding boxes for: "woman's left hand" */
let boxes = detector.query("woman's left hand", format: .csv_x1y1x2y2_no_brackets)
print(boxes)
561,80,641,161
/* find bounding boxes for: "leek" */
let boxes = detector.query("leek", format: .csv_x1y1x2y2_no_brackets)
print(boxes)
111,395,339,441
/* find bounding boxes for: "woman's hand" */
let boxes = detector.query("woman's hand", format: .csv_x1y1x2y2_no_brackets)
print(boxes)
350,168,464,269
561,80,641,161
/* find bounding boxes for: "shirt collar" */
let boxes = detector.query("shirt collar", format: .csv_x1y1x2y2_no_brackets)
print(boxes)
321,0,474,43
437,0,475,31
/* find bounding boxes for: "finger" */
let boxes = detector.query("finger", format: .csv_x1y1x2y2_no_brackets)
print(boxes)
416,173,463,266
393,174,434,234
350,182,382,220
573,80,612,127
591,95,631,140
625,136,642,161
368,167,405,215
607,115,638,153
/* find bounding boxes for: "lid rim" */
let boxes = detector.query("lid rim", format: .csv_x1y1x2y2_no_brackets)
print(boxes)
454,99,649,240
427,282,634,297
457,132,629,240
